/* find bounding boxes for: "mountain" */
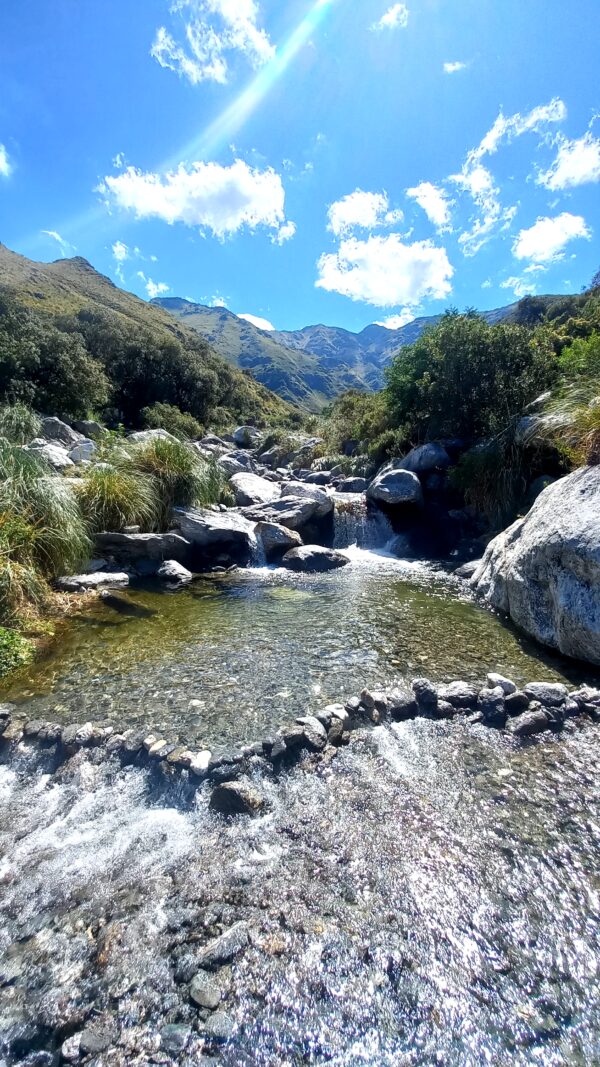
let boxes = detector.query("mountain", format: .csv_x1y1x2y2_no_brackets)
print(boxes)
152,298,366,412
155,296,521,412
0,244,295,425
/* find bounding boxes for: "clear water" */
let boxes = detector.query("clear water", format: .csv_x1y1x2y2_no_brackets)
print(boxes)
0,549,583,752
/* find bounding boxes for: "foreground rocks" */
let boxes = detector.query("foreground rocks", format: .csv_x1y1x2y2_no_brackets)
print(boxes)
281,546,350,573
471,467,600,666
366,468,424,508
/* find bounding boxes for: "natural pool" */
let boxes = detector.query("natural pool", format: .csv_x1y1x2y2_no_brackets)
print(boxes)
0,548,585,751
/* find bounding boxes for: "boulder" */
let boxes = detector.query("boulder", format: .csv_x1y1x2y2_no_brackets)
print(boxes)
218,454,251,476
68,439,96,463
242,497,322,531
284,482,334,518
336,477,369,493
95,532,192,565
412,677,438,712
233,425,262,449
157,560,193,588
128,428,178,444
40,416,83,447
230,472,281,507
367,468,423,508
471,468,600,666
56,572,129,592
210,780,266,816
523,682,568,707
437,681,479,708
304,471,331,485
486,673,517,695
73,419,106,439
478,685,506,727
255,521,302,561
174,508,256,552
397,443,451,474
25,441,74,470
507,706,550,737
281,546,350,573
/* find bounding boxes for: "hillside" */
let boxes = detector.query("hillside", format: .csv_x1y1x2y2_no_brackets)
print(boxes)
0,244,296,426
152,298,366,411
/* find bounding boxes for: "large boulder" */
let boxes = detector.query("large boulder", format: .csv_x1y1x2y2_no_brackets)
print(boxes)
471,467,600,666
233,425,262,449
73,419,106,439
68,439,96,464
397,443,451,473
281,546,350,573
128,429,178,445
40,416,83,447
284,482,334,518
56,572,129,592
337,477,369,493
255,521,302,561
174,508,256,555
25,440,74,470
95,532,192,565
230,473,281,507
366,468,423,508
242,497,323,531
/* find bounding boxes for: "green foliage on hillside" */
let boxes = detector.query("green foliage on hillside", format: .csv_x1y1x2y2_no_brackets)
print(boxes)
141,402,203,440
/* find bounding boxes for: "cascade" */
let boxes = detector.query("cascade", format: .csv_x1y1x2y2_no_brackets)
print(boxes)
332,493,394,550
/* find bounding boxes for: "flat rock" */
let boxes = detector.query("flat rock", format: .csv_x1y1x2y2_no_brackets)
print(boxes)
230,472,281,507
523,682,569,707
174,507,256,549
56,571,129,592
281,546,349,572
95,531,193,565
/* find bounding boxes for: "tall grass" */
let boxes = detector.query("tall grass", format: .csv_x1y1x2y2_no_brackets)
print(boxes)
75,466,158,533
536,382,600,466
0,404,42,445
129,437,230,527
450,432,527,529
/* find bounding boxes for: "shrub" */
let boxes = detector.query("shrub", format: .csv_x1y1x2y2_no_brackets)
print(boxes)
141,402,203,441
0,625,34,678
538,383,600,467
450,434,527,528
75,466,158,533
0,404,41,445
129,437,229,527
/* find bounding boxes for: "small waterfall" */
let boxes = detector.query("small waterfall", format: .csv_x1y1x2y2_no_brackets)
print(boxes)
333,493,394,550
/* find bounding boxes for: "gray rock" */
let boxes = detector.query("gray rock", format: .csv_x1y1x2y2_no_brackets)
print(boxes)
40,416,84,447
437,681,479,708
230,472,281,507
210,780,266,816
336,477,369,493
478,686,506,727
95,531,192,564
255,521,302,561
284,482,334,518
25,441,73,470
486,673,517,695
196,922,249,968
242,496,320,531
79,1021,117,1055
60,1033,81,1062
128,428,178,444
174,507,256,552
68,439,96,463
367,468,423,508
303,470,331,485
160,1024,192,1053
436,699,456,718
453,560,480,579
471,467,600,666
56,571,129,592
412,677,438,712
296,714,328,750
218,454,251,476
388,689,419,720
569,685,600,708
157,559,193,588
397,442,451,473
523,682,568,707
281,546,350,573
73,419,106,439
507,706,550,737
189,973,221,1010
233,425,262,449
505,691,530,716
201,1011,235,1043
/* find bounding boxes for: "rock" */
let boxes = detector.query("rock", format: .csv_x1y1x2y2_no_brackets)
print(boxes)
174,507,256,554
367,468,423,508
60,1033,81,1062
25,441,74,470
397,442,451,473
523,682,568,707
478,686,506,727
255,521,302,561
412,677,438,712
505,691,530,716
470,467,600,666
359,687,375,711
437,681,479,708
189,750,212,776
189,972,221,1010
128,428,178,444
73,419,106,439
210,780,266,816
281,546,350,573
95,531,192,565
196,922,249,968
454,560,480,579
242,497,321,531
569,685,600,708
67,439,96,463
230,472,281,507
233,425,262,449
336,477,369,493
435,700,456,718
486,673,517,695
507,706,550,737
201,1011,235,1043
303,470,331,485
40,416,83,447
160,1024,192,1053
283,482,334,518
56,571,129,592
296,715,328,750
388,689,419,720
218,454,251,476
157,560,193,588
79,1020,117,1055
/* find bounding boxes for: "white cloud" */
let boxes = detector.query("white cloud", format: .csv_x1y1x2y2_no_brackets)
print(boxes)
316,234,453,308
238,312,275,331
443,61,466,74
41,230,76,257
211,295,228,307
98,159,290,240
112,152,125,170
151,0,274,86
374,310,416,329
112,240,129,263
0,144,11,178
513,212,591,264
372,4,409,30
406,181,453,231
537,131,600,190
327,189,402,237
500,276,537,299
481,279,492,289
452,98,567,255
137,271,170,299
271,220,296,245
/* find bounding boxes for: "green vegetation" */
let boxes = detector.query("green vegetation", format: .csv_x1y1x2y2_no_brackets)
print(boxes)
142,402,204,440
0,403,42,444
130,436,230,528
0,625,34,679
75,466,158,534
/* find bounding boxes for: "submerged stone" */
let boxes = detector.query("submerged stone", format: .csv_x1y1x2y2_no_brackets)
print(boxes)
210,780,266,816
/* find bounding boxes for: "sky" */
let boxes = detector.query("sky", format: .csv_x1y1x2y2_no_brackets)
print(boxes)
0,0,599,334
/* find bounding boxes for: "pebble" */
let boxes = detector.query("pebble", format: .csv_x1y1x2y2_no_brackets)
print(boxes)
189,972,221,1010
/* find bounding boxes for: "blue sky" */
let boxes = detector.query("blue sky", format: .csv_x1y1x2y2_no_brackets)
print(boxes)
0,0,598,333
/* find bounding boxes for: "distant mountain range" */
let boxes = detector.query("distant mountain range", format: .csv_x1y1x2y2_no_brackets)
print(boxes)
154,297,520,412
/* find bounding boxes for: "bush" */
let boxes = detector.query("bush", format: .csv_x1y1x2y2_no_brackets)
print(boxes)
129,437,229,527
449,434,527,528
141,402,203,441
0,625,34,678
75,466,158,533
0,403,41,445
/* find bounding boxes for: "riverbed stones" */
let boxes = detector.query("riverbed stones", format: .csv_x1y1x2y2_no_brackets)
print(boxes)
189,972,221,1010
388,689,419,720
201,1011,235,1043
367,467,424,508
255,520,302,561
296,715,328,750
157,559,193,588
523,682,568,707
210,780,266,816
160,1023,192,1053
230,472,281,507
281,546,349,572
486,673,517,695
478,686,506,727
56,571,130,592
196,922,249,968
79,1019,117,1055
507,705,550,737
412,678,438,713
505,691,530,716
437,681,479,708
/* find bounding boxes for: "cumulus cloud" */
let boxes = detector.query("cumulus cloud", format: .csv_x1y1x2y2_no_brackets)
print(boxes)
372,4,409,30
406,181,453,231
443,61,466,74
537,131,600,190
316,234,453,308
151,0,274,85
500,276,537,299
137,271,170,299
327,189,402,237
271,220,296,245
0,144,11,178
374,310,416,329
112,240,129,263
41,230,76,257
513,212,591,264
451,97,567,255
98,159,291,241
238,312,275,331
